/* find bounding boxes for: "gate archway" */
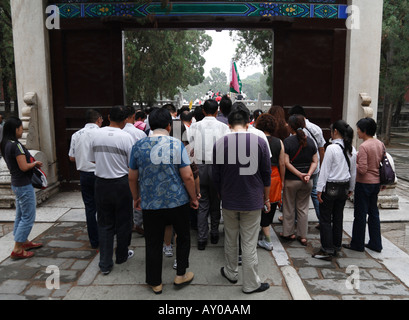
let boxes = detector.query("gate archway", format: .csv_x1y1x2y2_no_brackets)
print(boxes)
9,0,384,187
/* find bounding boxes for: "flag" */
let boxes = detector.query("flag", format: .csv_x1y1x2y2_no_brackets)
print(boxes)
229,61,242,94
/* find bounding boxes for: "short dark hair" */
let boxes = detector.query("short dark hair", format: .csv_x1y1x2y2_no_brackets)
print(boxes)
85,109,102,123
231,102,250,123
180,111,193,122
193,105,205,122
177,105,190,116
126,105,136,118
203,99,219,115
357,117,377,136
162,103,177,114
135,111,146,121
109,105,129,123
289,105,306,117
149,108,172,131
219,95,232,116
228,102,250,127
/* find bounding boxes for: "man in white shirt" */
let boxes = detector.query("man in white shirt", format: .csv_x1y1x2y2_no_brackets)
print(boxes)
123,105,147,144
69,109,103,249
289,105,326,227
188,99,230,250
88,105,135,275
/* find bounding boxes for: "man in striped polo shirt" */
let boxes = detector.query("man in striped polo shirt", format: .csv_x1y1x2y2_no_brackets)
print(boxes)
88,105,135,275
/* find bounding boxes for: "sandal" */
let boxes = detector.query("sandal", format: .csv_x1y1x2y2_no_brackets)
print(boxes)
297,237,308,246
10,250,34,260
22,241,43,251
280,233,296,241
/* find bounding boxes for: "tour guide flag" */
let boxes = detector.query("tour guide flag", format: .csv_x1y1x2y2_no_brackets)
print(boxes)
230,61,242,94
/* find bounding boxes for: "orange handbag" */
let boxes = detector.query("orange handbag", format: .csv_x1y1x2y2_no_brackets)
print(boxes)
269,166,282,203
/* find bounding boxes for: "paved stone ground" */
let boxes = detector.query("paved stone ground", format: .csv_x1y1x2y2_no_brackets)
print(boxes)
1,134,409,301
1,216,409,300
0,223,13,238
274,224,409,300
0,222,98,300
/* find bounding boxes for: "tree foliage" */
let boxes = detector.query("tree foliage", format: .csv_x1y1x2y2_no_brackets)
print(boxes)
181,68,270,102
0,0,16,115
125,30,211,107
181,67,228,102
231,30,273,97
379,0,409,144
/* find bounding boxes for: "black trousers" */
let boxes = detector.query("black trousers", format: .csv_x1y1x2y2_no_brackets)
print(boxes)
80,171,98,248
319,182,349,254
95,176,133,272
143,203,191,286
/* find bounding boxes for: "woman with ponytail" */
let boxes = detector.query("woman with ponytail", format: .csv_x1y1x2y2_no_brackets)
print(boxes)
281,115,318,246
312,120,357,260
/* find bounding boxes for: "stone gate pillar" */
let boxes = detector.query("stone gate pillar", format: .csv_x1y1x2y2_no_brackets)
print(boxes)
343,0,399,209
10,0,58,185
343,0,384,144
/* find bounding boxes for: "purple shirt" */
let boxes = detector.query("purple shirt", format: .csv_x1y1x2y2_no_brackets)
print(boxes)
212,132,271,211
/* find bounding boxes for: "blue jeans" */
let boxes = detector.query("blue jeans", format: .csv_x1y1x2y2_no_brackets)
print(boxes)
350,182,382,252
311,173,320,222
11,184,36,243
80,171,99,248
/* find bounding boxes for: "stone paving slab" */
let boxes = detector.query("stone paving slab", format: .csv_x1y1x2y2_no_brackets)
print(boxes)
1,189,409,301
0,222,98,300
273,224,409,300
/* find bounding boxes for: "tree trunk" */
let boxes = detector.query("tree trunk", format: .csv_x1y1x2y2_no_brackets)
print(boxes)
384,102,394,146
0,52,12,115
392,95,404,127
381,94,389,138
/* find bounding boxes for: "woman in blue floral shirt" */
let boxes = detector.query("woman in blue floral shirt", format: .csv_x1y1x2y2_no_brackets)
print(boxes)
129,108,199,295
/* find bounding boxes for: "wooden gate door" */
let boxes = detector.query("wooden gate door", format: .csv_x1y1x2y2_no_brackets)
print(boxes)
50,27,124,186
273,25,347,141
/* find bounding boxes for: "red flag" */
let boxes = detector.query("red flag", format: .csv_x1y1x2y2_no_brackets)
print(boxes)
229,61,242,94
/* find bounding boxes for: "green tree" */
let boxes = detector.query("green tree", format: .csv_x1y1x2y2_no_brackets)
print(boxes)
0,0,16,116
125,30,211,107
208,67,227,90
231,30,273,98
181,67,229,103
241,72,271,100
379,0,409,145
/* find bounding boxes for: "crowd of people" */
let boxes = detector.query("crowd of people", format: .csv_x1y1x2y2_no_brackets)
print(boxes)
0,95,388,295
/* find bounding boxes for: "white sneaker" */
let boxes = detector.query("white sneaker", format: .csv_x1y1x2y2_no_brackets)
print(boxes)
128,250,135,259
173,259,177,270
163,245,174,257
258,240,273,251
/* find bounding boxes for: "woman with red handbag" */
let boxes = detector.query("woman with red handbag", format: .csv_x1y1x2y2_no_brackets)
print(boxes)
0,117,43,260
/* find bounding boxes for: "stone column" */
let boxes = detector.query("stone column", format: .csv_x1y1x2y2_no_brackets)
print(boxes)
343,0,384,146
343,0,399,209
10,0,58,185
